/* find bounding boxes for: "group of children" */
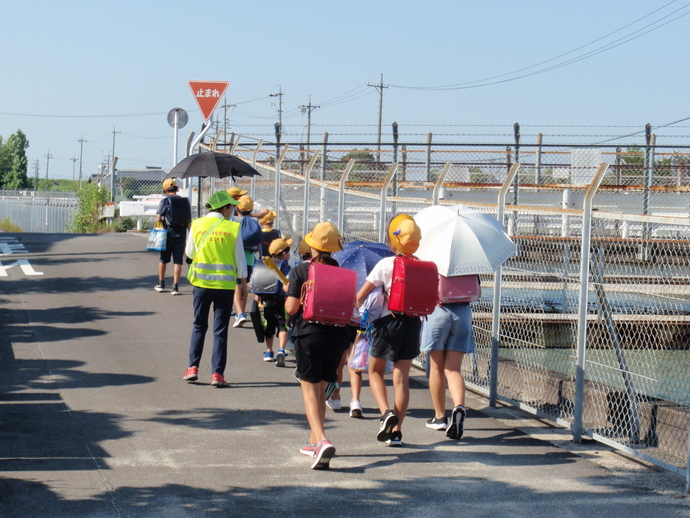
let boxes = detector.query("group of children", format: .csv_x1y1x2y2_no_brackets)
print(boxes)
255,215,475,470
166,183,475,470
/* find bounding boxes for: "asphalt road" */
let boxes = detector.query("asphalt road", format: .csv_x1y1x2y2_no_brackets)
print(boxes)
1,232,688,517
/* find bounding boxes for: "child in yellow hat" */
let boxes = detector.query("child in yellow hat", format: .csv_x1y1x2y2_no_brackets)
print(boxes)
355,214,423,447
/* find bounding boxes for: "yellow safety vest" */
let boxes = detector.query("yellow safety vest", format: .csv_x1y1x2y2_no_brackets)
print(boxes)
187,217,240,290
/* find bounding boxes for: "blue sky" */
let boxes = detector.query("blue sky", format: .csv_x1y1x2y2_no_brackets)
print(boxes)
1,1,688,179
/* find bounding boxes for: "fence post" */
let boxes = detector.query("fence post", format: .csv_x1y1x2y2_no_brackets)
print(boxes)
686,415,690,492
274,145,290,228
250,139,263,199
572,162,608,442
302,150,321,240
535,133,543,184
338,159,356,237
321,132,328,181
490,162,520,407
432,163,452,205
425,132,433,183
379,164,399,243
641,128,655,260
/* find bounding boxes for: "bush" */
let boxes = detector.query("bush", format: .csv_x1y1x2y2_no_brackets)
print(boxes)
68,184,110,233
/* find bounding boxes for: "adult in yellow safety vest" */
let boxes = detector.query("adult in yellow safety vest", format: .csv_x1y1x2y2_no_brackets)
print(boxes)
181,190,247,388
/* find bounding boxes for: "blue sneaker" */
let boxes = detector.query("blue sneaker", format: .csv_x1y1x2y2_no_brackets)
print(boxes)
263,351,274,362
275,348,286,367
233,313,248,328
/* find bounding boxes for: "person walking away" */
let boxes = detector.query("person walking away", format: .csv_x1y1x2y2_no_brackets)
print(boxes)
227,187,269,220
232,195,263,327
325,326,360,416
421,296,475,439
259,210,283,257
285,222,350,469
155,179,192,295
355,215,424,447
182,190,247,388
297,238,312,262
256,237,292,365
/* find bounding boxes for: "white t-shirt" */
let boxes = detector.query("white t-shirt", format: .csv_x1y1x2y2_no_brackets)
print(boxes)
365,256,397,319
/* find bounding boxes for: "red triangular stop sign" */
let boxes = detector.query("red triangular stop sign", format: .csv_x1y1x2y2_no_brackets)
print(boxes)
188,81,229,120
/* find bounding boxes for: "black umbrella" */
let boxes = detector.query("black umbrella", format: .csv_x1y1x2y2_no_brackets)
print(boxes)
165,151,261,179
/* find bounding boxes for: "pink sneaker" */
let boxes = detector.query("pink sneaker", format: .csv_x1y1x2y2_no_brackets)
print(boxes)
182,366,198,382
211,373,229,388
299,442,316,457
310,439,335,469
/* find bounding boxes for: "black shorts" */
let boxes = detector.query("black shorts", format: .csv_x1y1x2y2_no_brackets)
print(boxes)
293,327,349,384
370,313,421,362
263,302,287,339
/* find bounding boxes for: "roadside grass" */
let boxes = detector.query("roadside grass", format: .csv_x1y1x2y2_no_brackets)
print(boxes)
0,218,22,232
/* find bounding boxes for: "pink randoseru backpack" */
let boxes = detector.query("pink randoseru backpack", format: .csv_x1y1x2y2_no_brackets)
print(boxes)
301,262,357,326
438,274,481,303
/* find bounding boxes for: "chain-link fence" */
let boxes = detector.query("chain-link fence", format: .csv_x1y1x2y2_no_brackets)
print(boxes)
189,141,690,487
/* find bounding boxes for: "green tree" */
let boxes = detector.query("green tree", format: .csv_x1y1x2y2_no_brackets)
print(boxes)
68,183,109,233
330,149,377,182
0,130,30,189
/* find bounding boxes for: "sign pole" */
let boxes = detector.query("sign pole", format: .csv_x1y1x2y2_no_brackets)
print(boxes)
173,110,179,168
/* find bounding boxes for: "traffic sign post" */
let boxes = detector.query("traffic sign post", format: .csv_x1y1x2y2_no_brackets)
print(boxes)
168,108,189,167
188,81,229,121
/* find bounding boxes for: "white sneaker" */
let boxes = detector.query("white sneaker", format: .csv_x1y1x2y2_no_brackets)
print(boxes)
349,400,363,418
326,397,342,411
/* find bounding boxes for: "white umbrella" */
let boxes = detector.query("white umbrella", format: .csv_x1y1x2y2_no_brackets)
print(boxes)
413,205,516,275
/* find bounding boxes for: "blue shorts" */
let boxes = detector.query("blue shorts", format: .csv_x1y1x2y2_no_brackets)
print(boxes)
420,303,476,354
160,232,186,265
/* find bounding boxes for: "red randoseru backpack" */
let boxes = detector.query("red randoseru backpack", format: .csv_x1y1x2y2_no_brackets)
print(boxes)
387,255,439,317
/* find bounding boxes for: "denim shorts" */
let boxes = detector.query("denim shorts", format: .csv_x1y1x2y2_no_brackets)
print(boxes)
420,303,476,354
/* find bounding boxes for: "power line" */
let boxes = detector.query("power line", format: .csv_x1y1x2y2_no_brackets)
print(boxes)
390,2,690,91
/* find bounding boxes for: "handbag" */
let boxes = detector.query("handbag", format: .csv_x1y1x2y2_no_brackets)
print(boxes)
146,222,167,251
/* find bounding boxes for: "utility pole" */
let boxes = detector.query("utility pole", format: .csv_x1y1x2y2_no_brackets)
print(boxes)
367,72,389,164
270,86,284,130
298,94,319,150
78,136,87,189
68,157,78,183
219,98,237,148
111,127,120,202
44,151,53,191
33,159,40,190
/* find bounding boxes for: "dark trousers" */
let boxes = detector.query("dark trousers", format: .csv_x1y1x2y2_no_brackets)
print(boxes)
189,286,235,375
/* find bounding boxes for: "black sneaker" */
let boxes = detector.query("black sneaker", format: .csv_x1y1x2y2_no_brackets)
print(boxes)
446,405,466,440
154,282,165,292
385,431,403,447
376,410,398,442
170,284,181,296
426,416,448,430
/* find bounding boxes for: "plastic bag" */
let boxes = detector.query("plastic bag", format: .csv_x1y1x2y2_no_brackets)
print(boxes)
147,222,167,251
348,331,394,374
